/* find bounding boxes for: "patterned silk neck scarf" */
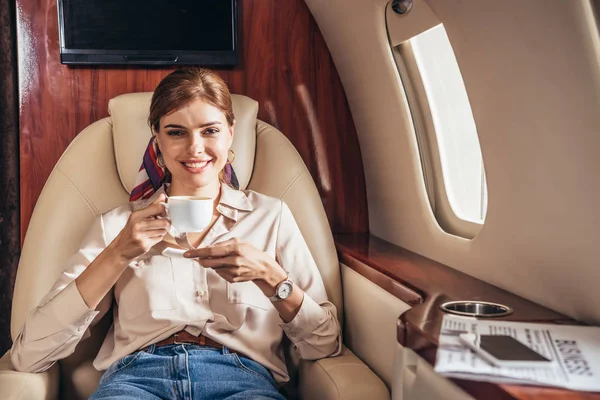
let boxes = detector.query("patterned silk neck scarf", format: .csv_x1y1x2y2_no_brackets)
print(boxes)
129,137,239,202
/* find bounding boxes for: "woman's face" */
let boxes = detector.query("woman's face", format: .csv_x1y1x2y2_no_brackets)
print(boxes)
155,98,234,196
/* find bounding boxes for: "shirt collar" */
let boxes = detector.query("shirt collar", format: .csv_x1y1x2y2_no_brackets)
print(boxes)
218,183,252,211
216,183,253,223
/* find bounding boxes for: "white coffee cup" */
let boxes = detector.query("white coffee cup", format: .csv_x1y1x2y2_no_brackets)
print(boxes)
161,196,213,233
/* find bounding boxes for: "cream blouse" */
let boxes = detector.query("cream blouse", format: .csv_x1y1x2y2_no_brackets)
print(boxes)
10,184,342,382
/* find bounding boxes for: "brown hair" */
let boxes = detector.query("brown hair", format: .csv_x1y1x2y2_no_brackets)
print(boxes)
149,68,236,187
148,68,235,132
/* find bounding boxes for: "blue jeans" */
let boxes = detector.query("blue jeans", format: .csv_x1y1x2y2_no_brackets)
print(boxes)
89,344,286,400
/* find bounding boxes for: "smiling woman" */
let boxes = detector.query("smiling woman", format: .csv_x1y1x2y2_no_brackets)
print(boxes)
149,68,237,199
10,68,342,399
155,99,234,198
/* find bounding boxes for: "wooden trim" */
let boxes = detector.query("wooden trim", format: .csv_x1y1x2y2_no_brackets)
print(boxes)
339,250,423,307
335,233,600,400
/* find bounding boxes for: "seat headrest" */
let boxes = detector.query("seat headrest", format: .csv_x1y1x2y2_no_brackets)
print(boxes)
108,92,258,192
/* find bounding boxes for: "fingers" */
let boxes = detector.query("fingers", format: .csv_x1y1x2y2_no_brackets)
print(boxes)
213,267,252,283
152,194,169,218
145,229,170,238
200,256,242,269
153,193,167,204
124,220,169,250
184,246,229,259
137,218,171,232
133,199,168,221
213,268,233,282
210,238,237,247
183,238,242,259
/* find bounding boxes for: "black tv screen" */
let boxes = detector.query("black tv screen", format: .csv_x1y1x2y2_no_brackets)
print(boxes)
58,0,238,66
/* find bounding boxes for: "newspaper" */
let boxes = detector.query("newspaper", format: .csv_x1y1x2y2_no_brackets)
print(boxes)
434,314,600,392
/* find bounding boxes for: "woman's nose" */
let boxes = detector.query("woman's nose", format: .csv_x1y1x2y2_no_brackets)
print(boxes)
188,135,205,154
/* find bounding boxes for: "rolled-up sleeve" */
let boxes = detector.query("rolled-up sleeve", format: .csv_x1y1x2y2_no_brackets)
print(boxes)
276,201,342,360
11,215,112,373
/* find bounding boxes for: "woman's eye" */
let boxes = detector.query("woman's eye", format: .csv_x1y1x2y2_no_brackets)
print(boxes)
167,130,184,137
204,128,220,136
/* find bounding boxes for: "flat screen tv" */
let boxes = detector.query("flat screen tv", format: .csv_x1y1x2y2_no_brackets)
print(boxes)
58,0,238,66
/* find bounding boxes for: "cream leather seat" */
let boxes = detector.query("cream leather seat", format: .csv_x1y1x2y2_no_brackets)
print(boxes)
0,93,389,400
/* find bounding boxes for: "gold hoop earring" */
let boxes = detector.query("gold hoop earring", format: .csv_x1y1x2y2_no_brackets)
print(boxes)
227,149,235,165
153,135,166,168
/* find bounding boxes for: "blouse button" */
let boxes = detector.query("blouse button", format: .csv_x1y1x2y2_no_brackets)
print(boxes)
196,290,205,301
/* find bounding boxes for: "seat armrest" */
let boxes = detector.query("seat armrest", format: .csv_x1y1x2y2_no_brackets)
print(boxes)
299,345,390,400
0,351,60,400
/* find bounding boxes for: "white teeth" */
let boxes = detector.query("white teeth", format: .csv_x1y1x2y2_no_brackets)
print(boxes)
183,161,209,168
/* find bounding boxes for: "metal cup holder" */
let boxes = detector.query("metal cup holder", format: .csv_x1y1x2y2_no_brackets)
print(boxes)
440,301,514,318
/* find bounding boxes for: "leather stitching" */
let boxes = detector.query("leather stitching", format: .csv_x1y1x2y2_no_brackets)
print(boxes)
55,168,99,216
311,360,342,399
278,169,305,200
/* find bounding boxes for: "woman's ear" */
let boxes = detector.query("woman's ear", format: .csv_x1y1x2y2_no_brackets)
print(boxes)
228,120,235,144
153,134,163,154
152,123,160,138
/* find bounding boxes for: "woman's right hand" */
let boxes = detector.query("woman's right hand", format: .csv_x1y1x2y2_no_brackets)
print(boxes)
108,194,171,262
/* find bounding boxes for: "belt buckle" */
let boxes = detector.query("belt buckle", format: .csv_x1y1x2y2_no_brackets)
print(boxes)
173,333,185,345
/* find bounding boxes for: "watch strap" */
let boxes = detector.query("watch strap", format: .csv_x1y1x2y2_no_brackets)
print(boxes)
269,277,293,302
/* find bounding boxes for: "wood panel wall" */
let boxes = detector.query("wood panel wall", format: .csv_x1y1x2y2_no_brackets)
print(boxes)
5,0,369,353
17,0,368,243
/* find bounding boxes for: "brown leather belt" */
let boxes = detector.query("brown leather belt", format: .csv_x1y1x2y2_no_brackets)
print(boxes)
150,330,242,356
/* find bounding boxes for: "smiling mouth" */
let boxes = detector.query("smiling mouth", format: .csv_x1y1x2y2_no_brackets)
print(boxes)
182,160,210,168
180,159,212,172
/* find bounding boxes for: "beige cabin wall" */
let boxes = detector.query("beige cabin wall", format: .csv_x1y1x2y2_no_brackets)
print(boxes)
305,0,600,324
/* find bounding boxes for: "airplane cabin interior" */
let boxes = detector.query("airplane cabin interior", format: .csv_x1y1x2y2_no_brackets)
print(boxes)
0,0,599,399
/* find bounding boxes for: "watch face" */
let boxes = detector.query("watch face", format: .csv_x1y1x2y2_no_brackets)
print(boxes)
277,281,293,299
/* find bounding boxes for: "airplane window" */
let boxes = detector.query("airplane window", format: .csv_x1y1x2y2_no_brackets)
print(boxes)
395,24,487,236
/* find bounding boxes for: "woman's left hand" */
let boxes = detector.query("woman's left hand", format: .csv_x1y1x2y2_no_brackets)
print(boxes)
183,238,287,295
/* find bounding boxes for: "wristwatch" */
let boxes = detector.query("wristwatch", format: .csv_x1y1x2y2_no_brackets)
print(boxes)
269,277,294,302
